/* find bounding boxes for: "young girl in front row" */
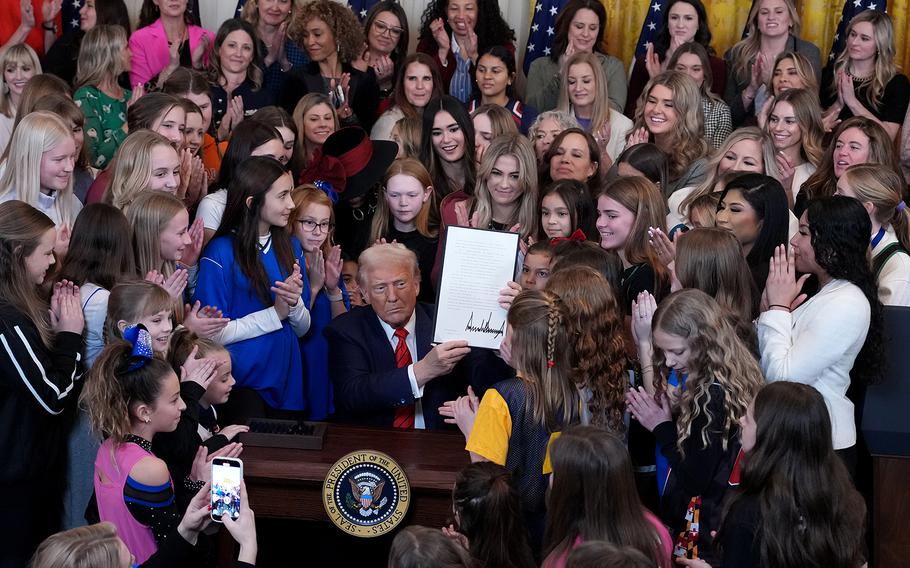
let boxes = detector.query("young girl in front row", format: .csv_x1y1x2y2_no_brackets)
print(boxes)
543,427,672,568
445,290,578,548
195,156,310,422
81,327,215,564
371,158,439,303
154,329,246,509
292,186,350,421
626,289,764,564
0,202,84,565
448,462,537,568
674,382,866,568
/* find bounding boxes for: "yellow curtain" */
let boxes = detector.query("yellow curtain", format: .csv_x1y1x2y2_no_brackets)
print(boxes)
591,0,909,71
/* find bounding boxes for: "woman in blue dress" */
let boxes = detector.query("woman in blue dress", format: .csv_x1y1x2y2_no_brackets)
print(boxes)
194,156,311,421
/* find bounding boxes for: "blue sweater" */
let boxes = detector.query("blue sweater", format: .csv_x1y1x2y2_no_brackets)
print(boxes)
194,235,309,411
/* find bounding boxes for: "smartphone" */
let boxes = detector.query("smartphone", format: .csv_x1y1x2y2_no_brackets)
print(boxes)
211,457,243,522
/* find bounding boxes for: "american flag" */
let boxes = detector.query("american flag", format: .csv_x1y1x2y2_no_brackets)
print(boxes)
61,0,83,33
348,0,381,22
524,0,567,74
828,1,887,62
634,1,667,59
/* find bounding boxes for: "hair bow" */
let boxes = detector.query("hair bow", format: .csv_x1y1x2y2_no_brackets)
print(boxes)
298,148,347,195
549,228,587,247
120,324,154,373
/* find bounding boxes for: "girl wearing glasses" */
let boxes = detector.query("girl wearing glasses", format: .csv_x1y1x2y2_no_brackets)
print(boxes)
291,186,349,421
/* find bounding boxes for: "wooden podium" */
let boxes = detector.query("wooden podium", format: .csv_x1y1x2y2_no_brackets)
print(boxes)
240,424,469,527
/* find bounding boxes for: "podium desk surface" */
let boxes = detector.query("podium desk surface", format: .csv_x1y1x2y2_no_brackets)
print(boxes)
239,424,470,524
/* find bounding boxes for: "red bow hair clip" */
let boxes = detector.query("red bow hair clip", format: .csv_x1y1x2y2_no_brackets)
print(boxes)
549,228,587,247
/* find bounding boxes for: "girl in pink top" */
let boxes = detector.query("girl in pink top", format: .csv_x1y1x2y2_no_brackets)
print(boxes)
542,426,674,568
81,324,217,563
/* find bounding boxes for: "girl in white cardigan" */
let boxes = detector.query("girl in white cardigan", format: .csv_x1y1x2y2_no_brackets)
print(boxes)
758,196,883,475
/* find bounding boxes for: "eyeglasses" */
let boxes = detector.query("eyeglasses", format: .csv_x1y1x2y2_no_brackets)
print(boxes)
298,219,334,233
373,20,404,39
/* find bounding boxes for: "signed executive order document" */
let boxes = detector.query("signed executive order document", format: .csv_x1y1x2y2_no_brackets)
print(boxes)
433,226,519,350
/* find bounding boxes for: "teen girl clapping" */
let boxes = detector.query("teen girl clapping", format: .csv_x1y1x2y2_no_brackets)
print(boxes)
194,156,310,421
0,201,84,566
626,289,764,564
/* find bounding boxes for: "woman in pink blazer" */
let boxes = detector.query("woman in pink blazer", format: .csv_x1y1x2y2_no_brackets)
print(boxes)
129,0,214,87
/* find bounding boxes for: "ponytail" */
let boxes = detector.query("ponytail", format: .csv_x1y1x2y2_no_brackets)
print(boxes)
890,201,910,251
80,339,174,443
508,290,577,431
166,327,224,374
453,462,536,568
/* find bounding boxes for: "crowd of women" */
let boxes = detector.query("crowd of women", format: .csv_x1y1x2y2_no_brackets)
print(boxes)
0,0,906,566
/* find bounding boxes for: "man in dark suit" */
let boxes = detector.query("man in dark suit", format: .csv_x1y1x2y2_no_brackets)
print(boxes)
325,244,475,429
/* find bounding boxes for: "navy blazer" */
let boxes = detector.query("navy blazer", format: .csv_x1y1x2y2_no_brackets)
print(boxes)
324,303,458,429
324,303,512,429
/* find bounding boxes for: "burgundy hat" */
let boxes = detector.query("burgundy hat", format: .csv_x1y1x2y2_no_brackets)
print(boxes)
299,127,398,201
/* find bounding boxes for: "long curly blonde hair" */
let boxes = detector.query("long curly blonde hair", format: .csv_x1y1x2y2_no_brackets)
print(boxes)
652,289,764,456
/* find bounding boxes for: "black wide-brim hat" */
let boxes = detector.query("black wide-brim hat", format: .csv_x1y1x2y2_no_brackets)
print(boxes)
320,126,398,201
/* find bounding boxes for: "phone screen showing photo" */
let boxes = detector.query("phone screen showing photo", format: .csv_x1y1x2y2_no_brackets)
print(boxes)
211,459,242,521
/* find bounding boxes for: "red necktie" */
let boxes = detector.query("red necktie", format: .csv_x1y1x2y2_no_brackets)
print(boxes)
393,327,415,429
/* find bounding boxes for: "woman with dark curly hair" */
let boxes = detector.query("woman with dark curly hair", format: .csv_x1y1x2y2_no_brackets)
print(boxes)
624,0,724,118
280,0,379,131
351,0,410,114
208,18,274,141
758,195,883,475
526,0,627,114
416,0,516,104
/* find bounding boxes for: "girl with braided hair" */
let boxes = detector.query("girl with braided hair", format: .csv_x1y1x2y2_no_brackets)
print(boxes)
625,289,764,564
441,289,578,550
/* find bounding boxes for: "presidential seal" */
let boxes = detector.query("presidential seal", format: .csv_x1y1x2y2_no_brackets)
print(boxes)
323,450,410,537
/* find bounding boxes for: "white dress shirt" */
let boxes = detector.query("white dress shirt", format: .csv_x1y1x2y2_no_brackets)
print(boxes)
377,310,426,429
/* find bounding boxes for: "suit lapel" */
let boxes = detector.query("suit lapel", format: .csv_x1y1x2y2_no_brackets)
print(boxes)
415,305,432,360
364,307,396,369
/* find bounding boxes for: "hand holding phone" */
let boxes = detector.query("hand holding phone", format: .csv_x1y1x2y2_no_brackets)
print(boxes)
211,457,243,522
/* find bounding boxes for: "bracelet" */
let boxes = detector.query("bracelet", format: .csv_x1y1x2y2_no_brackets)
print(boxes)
326,291,343,302
769,304,791,312
42,22,57,32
